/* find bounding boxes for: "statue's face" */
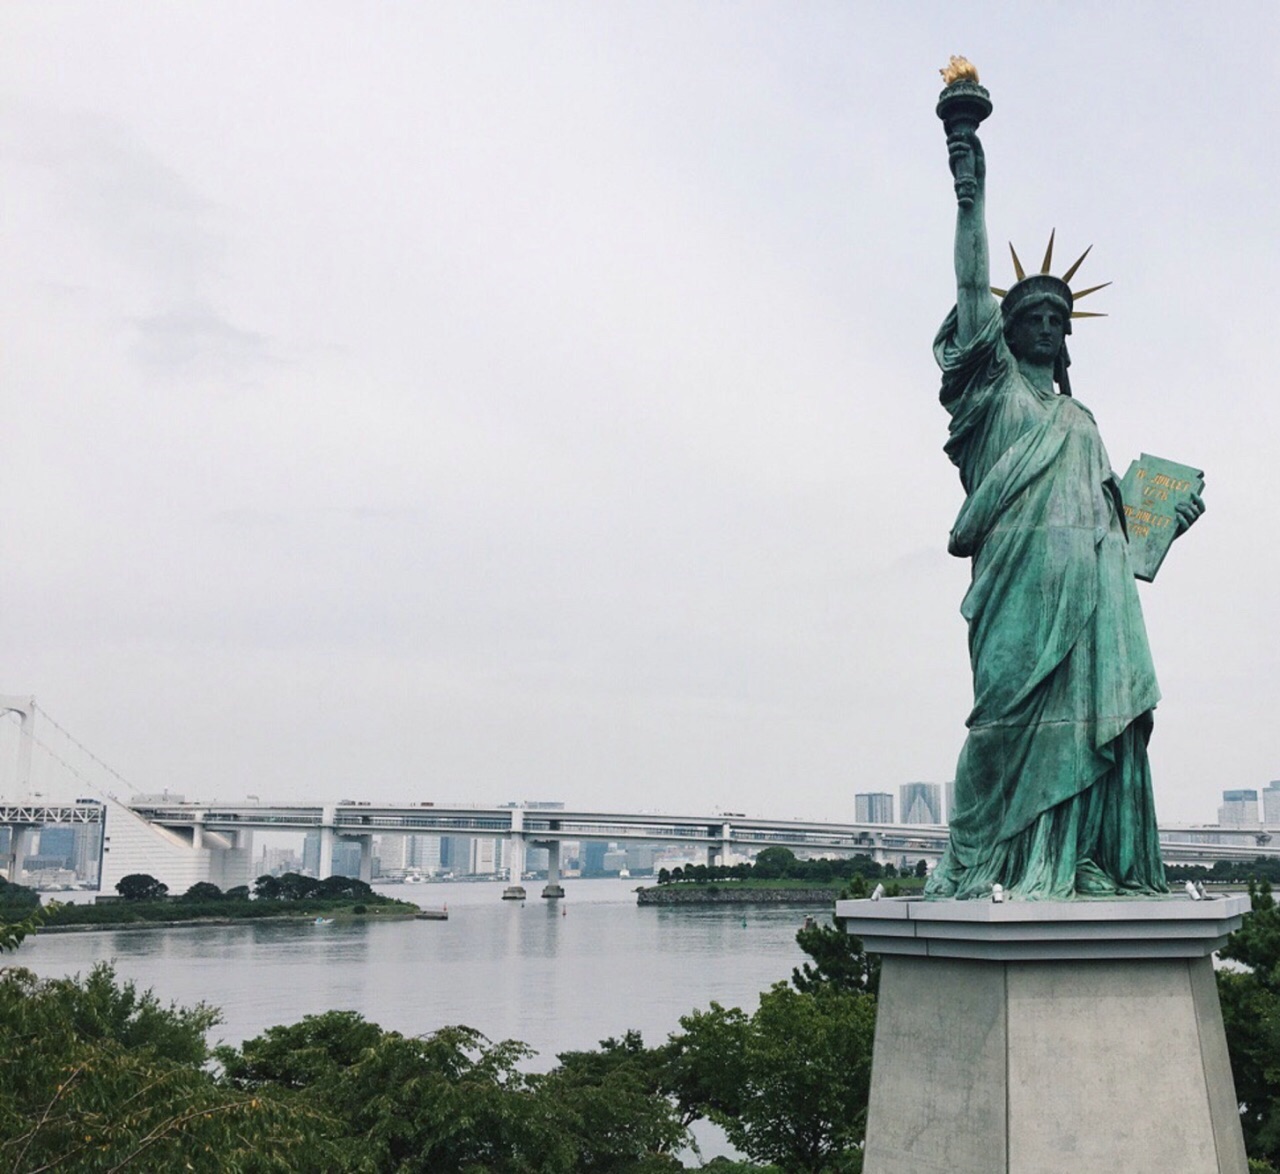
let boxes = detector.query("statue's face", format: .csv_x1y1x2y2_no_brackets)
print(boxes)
1007,301,1066,364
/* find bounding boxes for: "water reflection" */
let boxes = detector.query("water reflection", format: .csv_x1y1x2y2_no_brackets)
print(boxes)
17,879,831,1063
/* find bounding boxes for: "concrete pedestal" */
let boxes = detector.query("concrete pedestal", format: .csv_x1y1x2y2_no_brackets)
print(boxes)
835,894,1250,1174
541,883,565,899
501,885,527,901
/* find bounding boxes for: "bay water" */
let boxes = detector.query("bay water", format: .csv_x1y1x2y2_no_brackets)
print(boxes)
14,878,828,1070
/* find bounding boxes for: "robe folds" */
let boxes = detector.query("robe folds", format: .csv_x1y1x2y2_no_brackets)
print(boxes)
923,305,1167,900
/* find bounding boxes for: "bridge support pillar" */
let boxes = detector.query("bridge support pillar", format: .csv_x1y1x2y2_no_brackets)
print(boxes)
358,835,374,884
503,831,526,900
541,841,564,898
318,808,335,879
191,812,204,851
5,825,33,882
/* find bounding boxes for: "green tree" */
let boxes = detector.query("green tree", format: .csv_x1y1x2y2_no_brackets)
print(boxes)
0,901,45,952
315,875,373,900
670,984,875,1172
664,1002,751,1127
182,881,225,902
253,873,283,900
545,1031,688,1169
752,847,798,880
1220,880,1280,1164
218,1009,385,1091
914,858,929,879
115,873,169,901
0,877,44,950
792,913,878,996
222,1012,686,1172
0,965,330,1172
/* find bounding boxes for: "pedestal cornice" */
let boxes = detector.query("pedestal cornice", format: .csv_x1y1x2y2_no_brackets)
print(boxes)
835,893,1250,962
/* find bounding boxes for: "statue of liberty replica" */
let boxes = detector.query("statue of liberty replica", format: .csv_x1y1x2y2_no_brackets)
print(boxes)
843,62,1247,1174
924,57,1203,901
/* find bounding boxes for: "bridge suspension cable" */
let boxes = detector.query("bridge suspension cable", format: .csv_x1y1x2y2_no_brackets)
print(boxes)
26,704,145,800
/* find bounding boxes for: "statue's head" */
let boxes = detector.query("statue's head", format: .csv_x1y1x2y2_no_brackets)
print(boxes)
993,238,1106,397
1002,281,1074,394
1003,291,1070,362
1001,275,1073,355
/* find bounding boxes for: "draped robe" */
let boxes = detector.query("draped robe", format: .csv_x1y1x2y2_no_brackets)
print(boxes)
923,304,1167,899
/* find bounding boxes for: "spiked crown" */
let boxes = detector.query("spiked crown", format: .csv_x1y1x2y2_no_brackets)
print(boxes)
992,231,1109,329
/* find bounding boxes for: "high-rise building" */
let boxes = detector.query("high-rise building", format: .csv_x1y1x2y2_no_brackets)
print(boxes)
625,844,657,874
1263,782,1280,829
855,793,895,824
900,782,944,825
331,842,362,879
527,845,550,873
259,846,299,876
72,823,102,884
581,841,609,877
417,834,448,870
439,836,471,875
377,835,406,871
1219,790,1260,827
469,837,503,876
36,826,74,867
302,831,320,875
945,781,957,823
602,848,629,873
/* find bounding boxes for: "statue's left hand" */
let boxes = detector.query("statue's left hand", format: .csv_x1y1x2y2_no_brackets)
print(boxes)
1174,492,1205,536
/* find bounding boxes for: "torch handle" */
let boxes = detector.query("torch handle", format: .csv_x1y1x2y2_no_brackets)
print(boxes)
946,116,980,209
936,79,992,211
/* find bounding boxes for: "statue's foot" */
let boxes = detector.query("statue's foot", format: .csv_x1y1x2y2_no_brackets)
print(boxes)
1075,860,1118,896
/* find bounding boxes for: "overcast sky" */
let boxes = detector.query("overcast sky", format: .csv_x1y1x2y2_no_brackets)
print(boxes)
3,3,1277,824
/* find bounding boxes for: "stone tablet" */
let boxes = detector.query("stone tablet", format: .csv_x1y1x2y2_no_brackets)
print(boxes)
1118,453,1205,582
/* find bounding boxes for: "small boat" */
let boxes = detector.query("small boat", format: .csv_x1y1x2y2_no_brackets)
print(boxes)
415,908,449,921
314,917,334,925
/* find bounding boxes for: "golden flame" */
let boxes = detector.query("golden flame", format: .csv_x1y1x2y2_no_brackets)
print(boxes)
939,56,980,86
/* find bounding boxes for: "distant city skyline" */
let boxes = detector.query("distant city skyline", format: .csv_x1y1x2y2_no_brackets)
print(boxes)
4,8,1279,827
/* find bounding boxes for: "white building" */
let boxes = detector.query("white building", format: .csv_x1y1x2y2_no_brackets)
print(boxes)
1263,782,1280,829
1218,789,1260,828
900,782,943,825
98,798,253,896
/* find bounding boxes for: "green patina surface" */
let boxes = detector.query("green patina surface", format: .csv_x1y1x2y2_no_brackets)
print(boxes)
923,72,1202,901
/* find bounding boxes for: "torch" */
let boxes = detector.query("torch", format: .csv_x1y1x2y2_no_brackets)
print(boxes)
936,57,992,209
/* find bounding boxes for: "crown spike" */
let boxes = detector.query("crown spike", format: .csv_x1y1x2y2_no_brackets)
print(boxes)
1040,229,1056,275
1071,281,1111,301
1070,311,1107,319
1061,244,1093,284
1009,243,1026,281
990,287,1008,297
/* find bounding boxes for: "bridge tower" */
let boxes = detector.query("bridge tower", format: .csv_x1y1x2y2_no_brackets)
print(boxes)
0,696,36,803
0,696,37,880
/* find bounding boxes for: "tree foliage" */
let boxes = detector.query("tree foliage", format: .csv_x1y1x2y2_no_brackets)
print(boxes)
115,873,169,901
0,878,45,951
220,1011,687,1171
793,918,878,997
252,873,375,902
1221,881,1280,1165
0,965,328,1172
669,984,874,1172
656,849,890,889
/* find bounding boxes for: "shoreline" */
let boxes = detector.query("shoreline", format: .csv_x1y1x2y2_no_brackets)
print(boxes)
37,906,421,935
636,885,840,906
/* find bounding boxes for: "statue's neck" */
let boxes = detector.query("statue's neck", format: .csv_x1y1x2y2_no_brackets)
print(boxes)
1017,357,1056,396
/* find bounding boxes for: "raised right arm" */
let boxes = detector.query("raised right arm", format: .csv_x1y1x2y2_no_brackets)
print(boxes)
949,131,998,346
